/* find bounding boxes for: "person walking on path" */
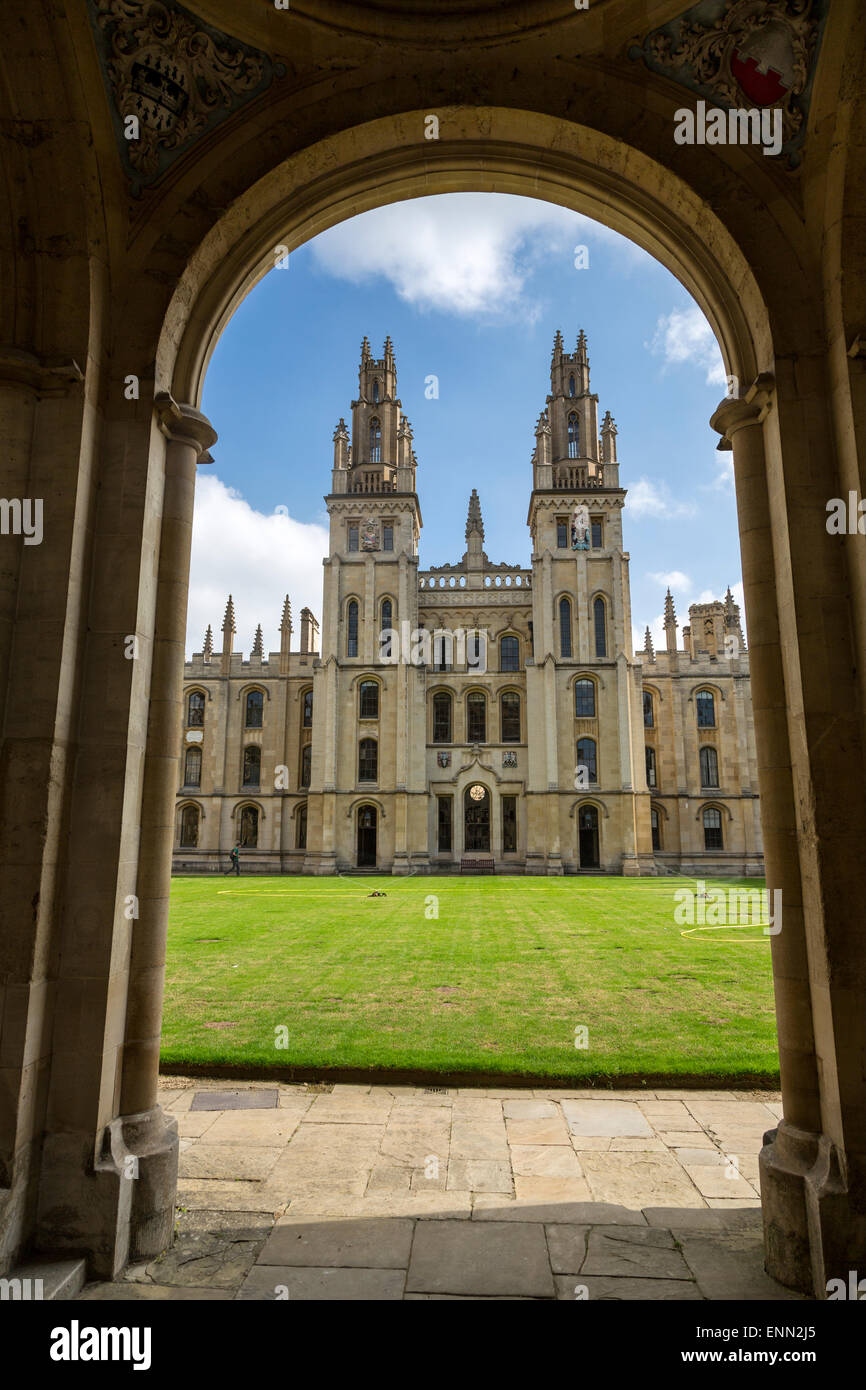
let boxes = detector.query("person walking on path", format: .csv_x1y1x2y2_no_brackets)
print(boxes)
225,843,241,876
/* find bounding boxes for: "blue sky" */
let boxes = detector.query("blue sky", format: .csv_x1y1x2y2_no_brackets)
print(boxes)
189,193,740,657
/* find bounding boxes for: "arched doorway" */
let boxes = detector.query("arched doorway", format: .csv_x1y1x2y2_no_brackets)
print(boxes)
357,804,377,867
578,805,599,869
464,783,491,853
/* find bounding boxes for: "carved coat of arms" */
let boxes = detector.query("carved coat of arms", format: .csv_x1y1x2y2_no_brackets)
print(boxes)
437,752,451,768
361,518,380,551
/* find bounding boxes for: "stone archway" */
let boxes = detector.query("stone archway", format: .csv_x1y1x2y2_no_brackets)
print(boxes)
2,0,865,1298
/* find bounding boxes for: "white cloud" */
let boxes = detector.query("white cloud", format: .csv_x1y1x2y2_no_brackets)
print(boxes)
647,569,692,590
309,193,647,321
648,304,726,386
625,476,698,519
186,475,328,658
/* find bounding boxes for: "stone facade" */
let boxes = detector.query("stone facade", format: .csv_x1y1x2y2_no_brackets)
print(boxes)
174,334,763,877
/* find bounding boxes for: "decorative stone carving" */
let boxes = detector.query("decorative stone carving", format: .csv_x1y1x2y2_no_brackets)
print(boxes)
88,0,284,191
629,0,829,167
502,751,517,769
437,751,451,768
361,518,380,551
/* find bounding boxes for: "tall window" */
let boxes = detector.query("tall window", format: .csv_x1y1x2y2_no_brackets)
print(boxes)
575,677,595,718
593,596,607,658
500,635,519,672
300,743,312,788
556,518,568,548
559,597,573,658
643,691,654,727
502,795,517,853
576,737,597,784
302,689,313,727
433,692,452,743
348,524,359,552
245,690,263,728
370,417,382,462
651,807,661,852
359,680,379,719
433,632,452,671
696,690,716,728
179,804,199,848
239,805,258,848
703,807,723,850
296,803,307,850
183,746,202,788
467,631,485,670
700,746,719,788
591,519,602,549
358,737,378,782
372,379,380,403
568,374,575,397
383,523,394,550
347,600,359,657
467,693,486,743
567,412,579,458
645,745,657,788
381,598,393,631
437,796,452,853
187,690,205,726
501,692,521,743
242,745,261,788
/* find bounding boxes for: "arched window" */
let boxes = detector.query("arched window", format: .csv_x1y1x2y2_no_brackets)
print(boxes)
187,690,205,727
576,737,597,784
380,598,395,660
370,417,382,463
347,600,359,657
296,803,307,850
372,379,380,403
645,745,657,788
501,691,521,743
467,692,486,743
643,691,654,727
700,746,719,788
433,631,452,671
703,806,723,850
567,412,579,458
381,598,393,631
300,743,312,788
302,689,313,728
696,690,716,728
593,596,607,658
179,804,199,848
242,745,261,787
574,678,596,718
239,805,258,848
183,745,202,788
650,807,661,852
359,738,378,782
568,374,575,398
359,680,379,719
466,630,486,671
559,597,572,658
245,689,264,728
433,691,452,743
500,635,520,672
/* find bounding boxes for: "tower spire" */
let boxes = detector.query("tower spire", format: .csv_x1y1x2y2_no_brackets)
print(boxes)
202,624,213,663
664,588,678,655
465,488,484,542
251,623,264,659
552,329,564,360
221,595,236,674
644,625,654,660
222,595,236,636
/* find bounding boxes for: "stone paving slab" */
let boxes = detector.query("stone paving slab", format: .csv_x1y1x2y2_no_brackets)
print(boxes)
557,1275,703,1300
258,1216,414,1268
581,1226,693,1281
237,1266,406,1300
406,1219,554,1298
190,1089,279,1111
562,1101,654,1138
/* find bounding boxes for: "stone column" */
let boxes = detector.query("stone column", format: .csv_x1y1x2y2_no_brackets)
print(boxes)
711,381,822,1289
119,395,216,1257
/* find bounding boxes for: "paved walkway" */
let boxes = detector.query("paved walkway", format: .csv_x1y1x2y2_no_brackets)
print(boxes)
80,1080,805,1301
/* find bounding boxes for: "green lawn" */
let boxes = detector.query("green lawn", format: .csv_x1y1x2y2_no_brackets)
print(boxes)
162,875,779,1083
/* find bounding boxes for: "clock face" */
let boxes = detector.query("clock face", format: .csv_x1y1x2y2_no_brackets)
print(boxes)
469,784,485,801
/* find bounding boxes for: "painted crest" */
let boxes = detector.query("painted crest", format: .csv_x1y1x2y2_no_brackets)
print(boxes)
629,0,829,167
361,518,380,551
437,751,451,768
502,751,518,769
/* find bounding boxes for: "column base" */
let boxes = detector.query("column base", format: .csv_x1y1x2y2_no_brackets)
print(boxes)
36,1104,178,1280
760,1120,866,1297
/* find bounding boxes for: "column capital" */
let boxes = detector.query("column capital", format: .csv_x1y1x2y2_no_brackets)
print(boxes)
709,372,775,450
154,392,217,462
